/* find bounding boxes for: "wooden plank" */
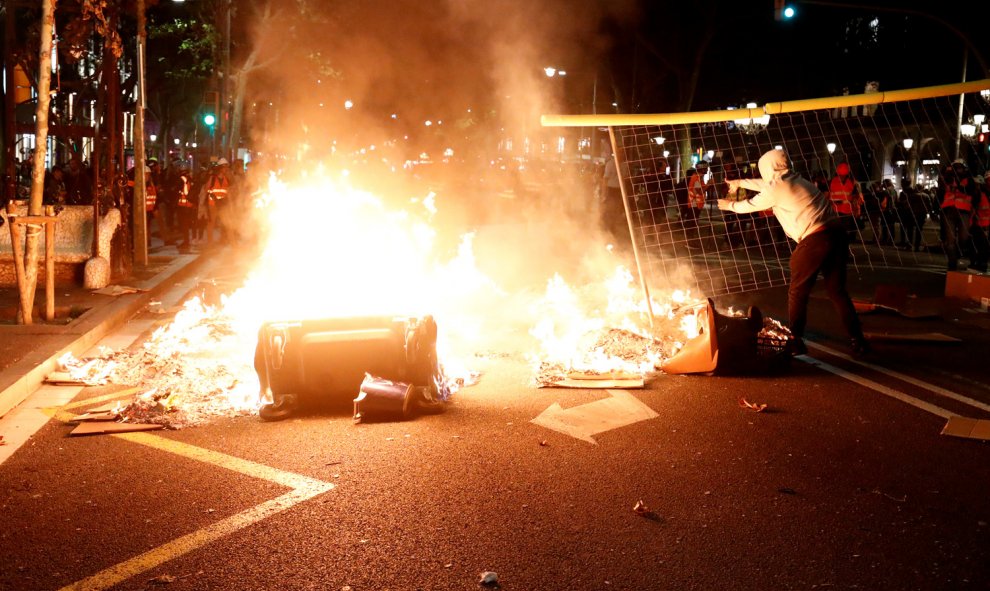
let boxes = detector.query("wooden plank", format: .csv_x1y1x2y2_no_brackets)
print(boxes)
544,378,645,389
69,421,163,436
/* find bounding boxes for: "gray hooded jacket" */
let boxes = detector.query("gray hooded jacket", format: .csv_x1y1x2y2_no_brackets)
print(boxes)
722,149,837,243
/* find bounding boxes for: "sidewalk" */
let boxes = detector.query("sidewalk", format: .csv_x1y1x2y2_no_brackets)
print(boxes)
0,244,211,419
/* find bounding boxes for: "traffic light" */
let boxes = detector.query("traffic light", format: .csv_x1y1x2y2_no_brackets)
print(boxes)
203,113,216,127
979,132,987,144
774,0,796,21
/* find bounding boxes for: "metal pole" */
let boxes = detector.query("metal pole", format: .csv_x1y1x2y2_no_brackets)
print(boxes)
133,0,148,266
955,50,968,162
608,126,656,328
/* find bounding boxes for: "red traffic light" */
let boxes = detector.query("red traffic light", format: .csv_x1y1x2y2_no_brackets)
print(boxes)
979,132,987,143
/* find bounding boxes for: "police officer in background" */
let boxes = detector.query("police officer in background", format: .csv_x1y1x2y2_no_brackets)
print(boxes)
204,158,232,245
938,159,978,271
829,162,862,237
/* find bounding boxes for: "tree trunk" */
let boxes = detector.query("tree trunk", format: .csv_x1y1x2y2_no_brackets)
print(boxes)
19,0,57,325
227,68,249,162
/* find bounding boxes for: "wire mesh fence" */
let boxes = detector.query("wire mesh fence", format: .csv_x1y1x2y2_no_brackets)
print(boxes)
553,81,990,298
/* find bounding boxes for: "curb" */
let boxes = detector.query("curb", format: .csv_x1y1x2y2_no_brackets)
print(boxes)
0,254,211,418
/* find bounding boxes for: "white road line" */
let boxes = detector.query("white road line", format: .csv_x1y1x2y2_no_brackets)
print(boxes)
807,341,990,414
797,354,954,419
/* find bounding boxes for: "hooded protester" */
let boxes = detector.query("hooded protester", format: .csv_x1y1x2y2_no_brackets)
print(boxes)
718,148,870,358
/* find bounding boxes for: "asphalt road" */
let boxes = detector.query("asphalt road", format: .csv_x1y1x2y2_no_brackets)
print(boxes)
2,257,990,590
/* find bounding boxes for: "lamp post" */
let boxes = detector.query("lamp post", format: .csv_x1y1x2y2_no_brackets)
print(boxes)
902,136,917,188
733,102,771,135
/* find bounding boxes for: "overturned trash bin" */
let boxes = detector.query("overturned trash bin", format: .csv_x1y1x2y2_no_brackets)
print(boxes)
255,315,440,421
661,299,791,375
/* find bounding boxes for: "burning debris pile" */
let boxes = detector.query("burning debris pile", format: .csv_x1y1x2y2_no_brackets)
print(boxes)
530,268,707,388
534,327,661,387
56,296,260,429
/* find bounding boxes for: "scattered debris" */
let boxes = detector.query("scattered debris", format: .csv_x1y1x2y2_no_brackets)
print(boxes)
539,440,549,447
148,574,177,584
850,288,941,318
778,487,797,495
632,499,661,521
51,298,260,429
0,435,5,446
534,328,663,388
479,571,499,586
871,488,907,503
92,285,145,297
739,398,768,413
43,372,92,386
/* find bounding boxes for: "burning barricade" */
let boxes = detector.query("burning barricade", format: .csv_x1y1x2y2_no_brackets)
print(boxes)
254,315,449,422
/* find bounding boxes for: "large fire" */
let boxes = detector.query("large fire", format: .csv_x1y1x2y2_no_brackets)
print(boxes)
59,167,704,426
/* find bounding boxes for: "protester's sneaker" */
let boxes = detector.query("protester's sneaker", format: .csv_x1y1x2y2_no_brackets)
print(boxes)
788,338,808,356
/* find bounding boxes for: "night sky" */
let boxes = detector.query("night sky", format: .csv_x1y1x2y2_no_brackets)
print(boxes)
212,0,990,152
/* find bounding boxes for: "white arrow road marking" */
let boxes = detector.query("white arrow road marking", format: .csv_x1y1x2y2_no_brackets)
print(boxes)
531,389,659,444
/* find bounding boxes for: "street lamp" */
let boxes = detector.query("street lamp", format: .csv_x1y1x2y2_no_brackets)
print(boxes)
902,138,913,150
961,114,987,142
826,142,837,154
734,102,771,134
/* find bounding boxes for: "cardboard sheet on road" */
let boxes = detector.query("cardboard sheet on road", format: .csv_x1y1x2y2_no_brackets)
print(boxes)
548,378,645,389
941,416,990,441
69,421,163,436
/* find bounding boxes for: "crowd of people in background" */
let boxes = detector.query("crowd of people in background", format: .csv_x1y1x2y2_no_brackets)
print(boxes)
600,152,990,274
9,153,259,255
126,156,251,253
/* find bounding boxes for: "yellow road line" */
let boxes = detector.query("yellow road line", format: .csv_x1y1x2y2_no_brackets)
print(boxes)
60,387,143,411
114,431,331,491
799,355,953,419
58,483,332,591
49,391,336,591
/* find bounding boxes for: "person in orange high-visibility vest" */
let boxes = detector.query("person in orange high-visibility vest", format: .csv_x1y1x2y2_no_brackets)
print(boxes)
968,177,989,273
127,165,158,243
828,162,862,236
682,160,711,250
939,159,978,271
204,158,232,245
172,162,196,252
